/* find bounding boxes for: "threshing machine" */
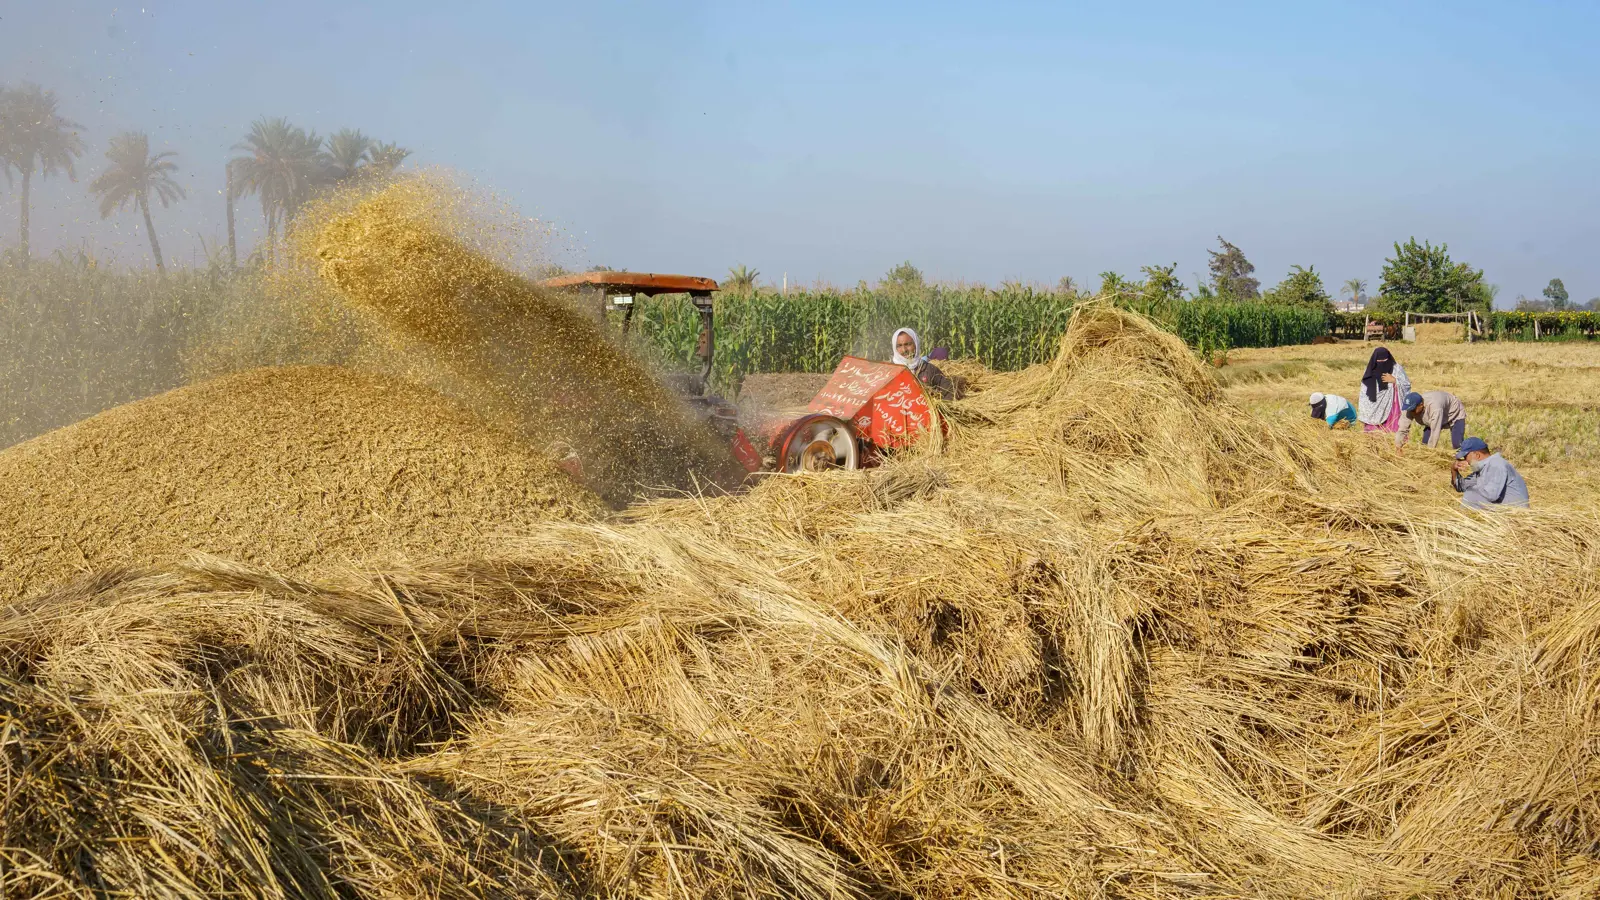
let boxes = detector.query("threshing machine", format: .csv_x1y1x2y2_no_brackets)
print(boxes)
537,271,938,476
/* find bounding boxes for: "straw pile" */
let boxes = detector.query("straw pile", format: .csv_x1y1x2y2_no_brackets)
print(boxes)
301,179,747,505
3,306,1598,899
0,365,598,603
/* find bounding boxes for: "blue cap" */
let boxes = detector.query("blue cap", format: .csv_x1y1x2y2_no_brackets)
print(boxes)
1401,392,1424,412
1455,436,1489,459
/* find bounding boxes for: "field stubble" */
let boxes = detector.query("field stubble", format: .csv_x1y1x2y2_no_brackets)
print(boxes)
1220,339,1600,510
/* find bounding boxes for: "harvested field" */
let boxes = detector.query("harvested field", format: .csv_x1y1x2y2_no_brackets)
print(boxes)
0,365,598,602
3,306,1598,899
1219,338,1600,510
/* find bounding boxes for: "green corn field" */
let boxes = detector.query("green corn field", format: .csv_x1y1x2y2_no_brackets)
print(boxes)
630,286,1329,390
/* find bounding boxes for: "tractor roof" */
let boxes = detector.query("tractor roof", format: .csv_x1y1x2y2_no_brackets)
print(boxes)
538,272,719,297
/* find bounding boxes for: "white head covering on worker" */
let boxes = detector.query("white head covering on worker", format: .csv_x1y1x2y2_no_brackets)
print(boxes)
892,328,926,369
891,327,957,399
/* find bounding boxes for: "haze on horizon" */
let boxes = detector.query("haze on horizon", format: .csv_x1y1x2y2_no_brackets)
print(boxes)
2,0,1596,305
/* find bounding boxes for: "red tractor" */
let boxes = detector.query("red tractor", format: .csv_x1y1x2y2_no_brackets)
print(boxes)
538,271,938,475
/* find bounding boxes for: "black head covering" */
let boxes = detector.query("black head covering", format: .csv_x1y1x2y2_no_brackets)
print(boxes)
1310,399,1327,421
1360,346,1395,403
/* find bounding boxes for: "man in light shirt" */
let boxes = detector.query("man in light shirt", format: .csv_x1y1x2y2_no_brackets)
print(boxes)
1451,437,1530,509
1398,390,1467,450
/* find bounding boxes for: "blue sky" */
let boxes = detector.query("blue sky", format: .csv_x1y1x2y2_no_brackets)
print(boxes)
3,0,1596,304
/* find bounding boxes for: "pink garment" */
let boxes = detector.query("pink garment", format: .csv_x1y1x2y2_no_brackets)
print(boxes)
1363,390,1404,433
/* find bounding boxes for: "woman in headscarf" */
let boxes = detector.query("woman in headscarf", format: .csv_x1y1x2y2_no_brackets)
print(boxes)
892,327,957,399
1355,346,1410,433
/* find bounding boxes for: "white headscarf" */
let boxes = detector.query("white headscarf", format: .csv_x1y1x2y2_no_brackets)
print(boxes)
1309,392,1325,405
892,327,924,369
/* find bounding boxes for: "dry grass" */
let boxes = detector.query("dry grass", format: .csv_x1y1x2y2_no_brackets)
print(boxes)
1220,338,1600,510
3,306,1598,898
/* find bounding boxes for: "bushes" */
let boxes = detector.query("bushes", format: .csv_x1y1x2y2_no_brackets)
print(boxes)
0,258,210,445
1489,310,1600,342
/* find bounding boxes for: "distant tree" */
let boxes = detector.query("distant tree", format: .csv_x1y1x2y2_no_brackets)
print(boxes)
586,264,616,272
724,264,759,291
367,141,411,172
881,260,925,290
1585,297,1600,311
1206,236,1259,300
1340,277,1367,306
1097,270,1130,299
322,128,374,181
1375,238,1484,314
88,131,185,275
229,118,324,262
1192,282,1217,301
1139,263,1185,304
1056,275,1078,293
1266,265,1333,312
0,82,85,267
1469,281,1499,312
1542,278,1570,310
1514,295,1550,312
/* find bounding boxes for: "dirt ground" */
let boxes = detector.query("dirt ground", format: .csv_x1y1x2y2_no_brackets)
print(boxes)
1219,338,1600,511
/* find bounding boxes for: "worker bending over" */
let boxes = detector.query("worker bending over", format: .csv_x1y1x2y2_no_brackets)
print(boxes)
1399,390,1467,450
892,328,957,400
1309,392,1356,429
1451,437,1530,509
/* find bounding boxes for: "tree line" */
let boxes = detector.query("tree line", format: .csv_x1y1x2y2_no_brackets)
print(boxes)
0,81,410,273
726,236,1594,317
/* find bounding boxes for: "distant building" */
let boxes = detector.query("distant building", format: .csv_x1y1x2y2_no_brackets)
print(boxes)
1333,300,1366,313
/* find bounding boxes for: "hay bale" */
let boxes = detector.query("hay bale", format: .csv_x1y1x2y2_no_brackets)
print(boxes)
0,365,598,602
1411,321,1464,343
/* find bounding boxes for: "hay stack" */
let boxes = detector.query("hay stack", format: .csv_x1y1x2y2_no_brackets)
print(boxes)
3,306,1598,899
0,365,597,602
301,179,746,505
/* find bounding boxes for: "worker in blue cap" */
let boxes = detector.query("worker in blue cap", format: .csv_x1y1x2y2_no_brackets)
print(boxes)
1399,390,1467,450
1450,437,1530,509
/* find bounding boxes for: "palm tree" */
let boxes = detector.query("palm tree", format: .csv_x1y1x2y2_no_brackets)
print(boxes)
1341,277,1367,306
367,141,411,173
228,117,323,262
225,157,241,268
0,83,85,267
322,128,373,181
88,132,185,275
724,264,759,291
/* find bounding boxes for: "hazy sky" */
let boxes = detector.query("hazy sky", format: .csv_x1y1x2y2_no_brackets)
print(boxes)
3,0,1596,304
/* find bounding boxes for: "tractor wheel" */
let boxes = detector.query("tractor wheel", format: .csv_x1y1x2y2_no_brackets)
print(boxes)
778,414,860,474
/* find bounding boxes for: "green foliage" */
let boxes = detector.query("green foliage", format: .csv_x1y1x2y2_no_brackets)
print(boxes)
0,257,211,445
1207,236,1260,300
880,261,925,290
1376,238,1485,314
1340,277,1367,305
1489,310,1600,341
630,285,1326,391
1543,278,1570,310
1139,263,1186,305
88,131,185,274
724,265,759,291
0,82,86,262
1264,265,1333,313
